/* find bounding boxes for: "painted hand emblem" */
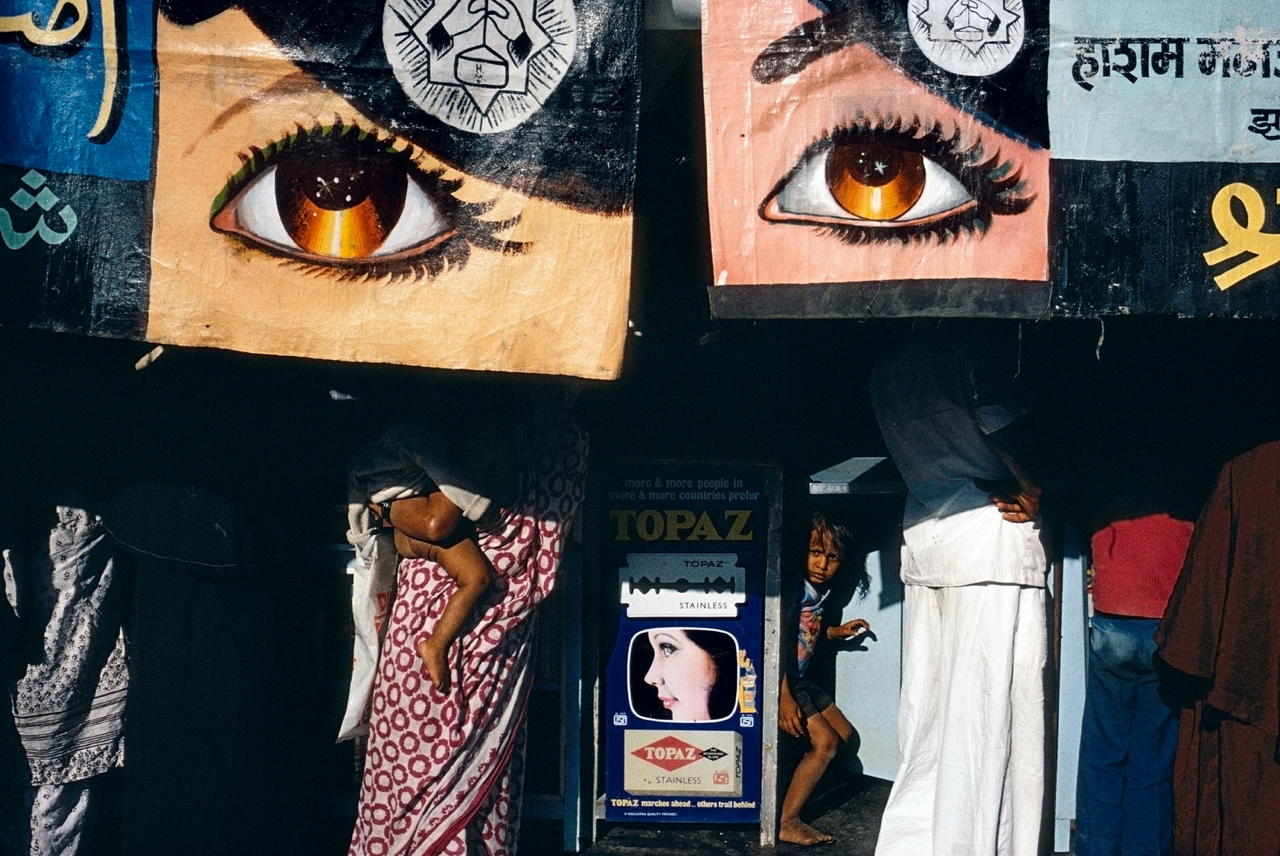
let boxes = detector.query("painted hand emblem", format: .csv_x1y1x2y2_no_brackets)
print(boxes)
384,0,576,134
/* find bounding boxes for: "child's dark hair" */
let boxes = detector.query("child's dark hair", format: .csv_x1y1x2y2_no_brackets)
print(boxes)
809,511,870,597
810,511,851,558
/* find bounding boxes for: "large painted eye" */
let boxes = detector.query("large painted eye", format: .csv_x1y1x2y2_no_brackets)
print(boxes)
759,119,1034,244
225,162,449,260
765,139,973,226
211,123,457,265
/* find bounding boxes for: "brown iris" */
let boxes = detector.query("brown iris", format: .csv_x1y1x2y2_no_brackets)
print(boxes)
825,141,926,221
275,154,407,259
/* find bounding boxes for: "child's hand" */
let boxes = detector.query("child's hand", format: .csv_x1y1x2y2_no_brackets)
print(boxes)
779,690,806,738
829,619,872,640
417,636,453,693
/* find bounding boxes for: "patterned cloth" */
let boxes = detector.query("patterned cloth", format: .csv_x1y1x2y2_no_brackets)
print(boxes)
349,412,585,856
23,779,97,856
4,506,127,787
795,580,828,679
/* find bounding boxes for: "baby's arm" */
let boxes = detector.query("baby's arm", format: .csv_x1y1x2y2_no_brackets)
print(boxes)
826,618,872,641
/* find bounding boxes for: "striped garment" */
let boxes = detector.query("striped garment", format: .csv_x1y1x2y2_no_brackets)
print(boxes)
6,506,127,786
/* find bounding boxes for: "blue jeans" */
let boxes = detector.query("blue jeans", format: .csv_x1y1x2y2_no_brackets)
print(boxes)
1076,615,1177,856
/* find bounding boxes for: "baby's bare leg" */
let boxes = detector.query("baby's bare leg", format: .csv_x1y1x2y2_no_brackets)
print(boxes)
400,535,494,693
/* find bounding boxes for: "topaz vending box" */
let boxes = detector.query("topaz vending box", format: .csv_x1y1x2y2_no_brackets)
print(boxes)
602,464,775,824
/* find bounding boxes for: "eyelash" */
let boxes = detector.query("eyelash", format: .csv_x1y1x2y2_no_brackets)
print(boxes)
658,642,677,656
762,115,1034,246
210,117,526,281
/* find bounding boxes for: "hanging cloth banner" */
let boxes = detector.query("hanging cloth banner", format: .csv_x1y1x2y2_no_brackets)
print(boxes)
0,0,640,378
702,0,1052,320
705,0,1280,319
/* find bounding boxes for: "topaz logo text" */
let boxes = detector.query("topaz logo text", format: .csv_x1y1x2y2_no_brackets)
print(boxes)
631,736,722,772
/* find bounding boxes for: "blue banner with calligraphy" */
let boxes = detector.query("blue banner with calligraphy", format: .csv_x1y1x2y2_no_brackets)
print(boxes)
1050,1,1280,163
0,0,155,336
0,0,157,181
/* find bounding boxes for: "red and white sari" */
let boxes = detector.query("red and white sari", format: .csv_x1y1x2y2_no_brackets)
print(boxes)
349,415,585,856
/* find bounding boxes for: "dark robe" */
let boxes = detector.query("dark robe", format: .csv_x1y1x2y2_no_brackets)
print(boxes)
1155,441,1280,856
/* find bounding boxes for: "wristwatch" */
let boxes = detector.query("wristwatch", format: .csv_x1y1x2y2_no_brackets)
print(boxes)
377,499,395,529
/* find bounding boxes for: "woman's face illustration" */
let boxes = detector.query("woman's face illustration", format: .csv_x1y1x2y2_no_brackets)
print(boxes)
644,628,717,722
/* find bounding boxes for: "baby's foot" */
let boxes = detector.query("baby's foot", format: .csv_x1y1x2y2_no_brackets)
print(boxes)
778,818,835,846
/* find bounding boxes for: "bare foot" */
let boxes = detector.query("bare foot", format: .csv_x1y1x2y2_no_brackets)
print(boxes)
778,818,835,846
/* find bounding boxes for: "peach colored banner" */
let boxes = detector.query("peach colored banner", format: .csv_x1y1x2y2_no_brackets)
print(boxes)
146,10,633,379
703,0,1049,292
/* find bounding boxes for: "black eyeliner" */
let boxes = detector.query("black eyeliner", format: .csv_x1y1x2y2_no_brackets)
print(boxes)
210,117,527,281
759,114,1034,246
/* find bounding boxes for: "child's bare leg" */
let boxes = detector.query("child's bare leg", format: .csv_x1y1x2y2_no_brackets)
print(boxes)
779,710,844,845
818,703,854,743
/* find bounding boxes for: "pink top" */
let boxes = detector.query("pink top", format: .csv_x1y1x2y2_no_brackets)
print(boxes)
1091,513,1195,618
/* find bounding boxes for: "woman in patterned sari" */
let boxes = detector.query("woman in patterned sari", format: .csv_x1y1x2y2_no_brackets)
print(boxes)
349,400,585,856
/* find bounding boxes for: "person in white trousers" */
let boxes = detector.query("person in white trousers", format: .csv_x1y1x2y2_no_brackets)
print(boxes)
869,329,1047,856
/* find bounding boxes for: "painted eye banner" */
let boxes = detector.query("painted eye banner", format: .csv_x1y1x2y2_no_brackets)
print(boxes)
1050,0,1280,316
702,0,1052,319
1,0,640,378
705,0,1280,320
